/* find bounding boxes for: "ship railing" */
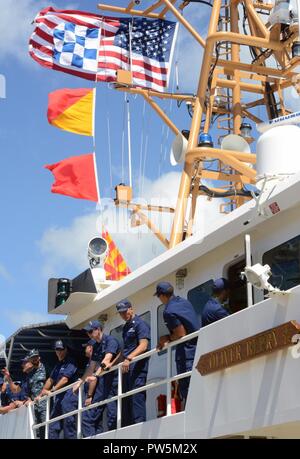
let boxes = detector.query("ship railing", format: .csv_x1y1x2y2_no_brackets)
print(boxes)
30,329,200,439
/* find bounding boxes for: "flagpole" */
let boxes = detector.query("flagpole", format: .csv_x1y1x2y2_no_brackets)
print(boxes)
94,26,101,209
127,20,133,188
92,87,97,141
127,96,133,188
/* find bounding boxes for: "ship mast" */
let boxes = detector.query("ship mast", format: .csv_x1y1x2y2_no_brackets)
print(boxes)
97,0,300,248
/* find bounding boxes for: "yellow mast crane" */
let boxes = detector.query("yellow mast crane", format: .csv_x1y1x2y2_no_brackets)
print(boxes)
97,0,300,248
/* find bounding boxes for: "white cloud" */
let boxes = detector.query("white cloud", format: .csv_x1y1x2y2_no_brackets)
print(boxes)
0,0,47,63
0,264,12,282
38,172,226,276
4,309,53,329
0,0,77,64
38,212,100,278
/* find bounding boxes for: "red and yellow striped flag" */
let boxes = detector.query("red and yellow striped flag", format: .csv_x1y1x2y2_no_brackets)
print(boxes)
102,229,131,281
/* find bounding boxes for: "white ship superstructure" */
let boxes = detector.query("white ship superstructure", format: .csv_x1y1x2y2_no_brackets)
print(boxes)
1,0,300,439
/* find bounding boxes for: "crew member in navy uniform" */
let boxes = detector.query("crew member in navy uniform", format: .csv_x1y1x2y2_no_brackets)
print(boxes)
2,358,32,408
155,282,200,405
77,338,96,437
202,278,231,327
37,340,78,439
116,299,150,427
73,321,121,437
81,339,94,403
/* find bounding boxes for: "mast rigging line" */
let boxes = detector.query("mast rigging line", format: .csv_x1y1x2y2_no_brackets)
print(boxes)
121,93,127,184
127,96,133,188
139,99,147,194
197,184,256,198
142,134,149,196
107,115,113,194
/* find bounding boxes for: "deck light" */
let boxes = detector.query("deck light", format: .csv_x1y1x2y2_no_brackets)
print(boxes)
198,133,213,148
176,268,188,290
88,237,109,291
242,263,287,294
88,237,108,269
55,278,71,307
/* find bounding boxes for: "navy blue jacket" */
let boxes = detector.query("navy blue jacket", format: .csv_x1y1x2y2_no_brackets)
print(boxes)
91,334,121,364
202,297,230,327
50,357,78,386
122,315,150,357
122,315,150,373
163,296,200,362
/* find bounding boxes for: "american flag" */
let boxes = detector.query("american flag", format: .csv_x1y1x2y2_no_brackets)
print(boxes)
29,7,178,92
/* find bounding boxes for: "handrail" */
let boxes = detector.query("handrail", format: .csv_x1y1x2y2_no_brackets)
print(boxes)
30,329,200,438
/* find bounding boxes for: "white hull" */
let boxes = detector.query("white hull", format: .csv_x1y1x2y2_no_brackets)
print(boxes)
2,284,300,439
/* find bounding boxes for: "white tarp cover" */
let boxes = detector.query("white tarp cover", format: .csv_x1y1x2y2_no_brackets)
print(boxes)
0,405,32,439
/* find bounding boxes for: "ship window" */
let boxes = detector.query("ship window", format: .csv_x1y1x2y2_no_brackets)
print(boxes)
227,259,248,313
110,324,123,344
110,311,151,345
187,279,214,320
157,303,169,339
263,235,300,290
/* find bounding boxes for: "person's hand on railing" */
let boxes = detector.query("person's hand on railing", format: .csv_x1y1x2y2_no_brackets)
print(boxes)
24,399,32,407
40,388,52,397
157,335,170,350
85,375,97,383
84,396,93,407
72,380,82,394
104,361,113,370
121,358,131,373
12,400,25,409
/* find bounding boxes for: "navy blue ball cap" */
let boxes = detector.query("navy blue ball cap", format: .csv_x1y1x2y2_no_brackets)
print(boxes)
82,339,96,348
54,339,66,350
83,320,102,332
213,278,230,292
116,299,132,312
153,281,174,296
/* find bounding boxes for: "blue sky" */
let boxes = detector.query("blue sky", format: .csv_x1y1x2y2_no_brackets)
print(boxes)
0,0,298,339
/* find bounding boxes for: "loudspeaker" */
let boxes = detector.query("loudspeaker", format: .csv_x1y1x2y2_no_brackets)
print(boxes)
221,134,251,153
170,133,188,165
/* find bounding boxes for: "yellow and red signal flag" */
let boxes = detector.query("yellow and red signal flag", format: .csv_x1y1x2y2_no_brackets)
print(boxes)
102,229,131,281
47,88,95,136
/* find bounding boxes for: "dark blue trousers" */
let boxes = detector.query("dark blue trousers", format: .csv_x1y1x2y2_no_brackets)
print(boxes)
122,362,148,427
48,390,78,439
82,372,118,438
176,358,194,401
